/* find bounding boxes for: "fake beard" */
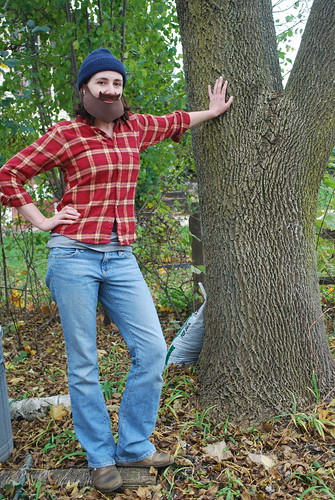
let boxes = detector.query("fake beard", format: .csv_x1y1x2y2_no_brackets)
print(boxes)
81,84,124,123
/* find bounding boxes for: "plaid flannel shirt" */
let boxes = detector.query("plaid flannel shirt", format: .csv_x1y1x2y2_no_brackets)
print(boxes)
0,111,190,244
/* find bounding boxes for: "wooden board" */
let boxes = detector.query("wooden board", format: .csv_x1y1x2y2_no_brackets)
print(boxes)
0,466,157,490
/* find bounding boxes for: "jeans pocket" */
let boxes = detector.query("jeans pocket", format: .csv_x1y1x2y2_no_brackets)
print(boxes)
49,247,80,258
116,250,133,258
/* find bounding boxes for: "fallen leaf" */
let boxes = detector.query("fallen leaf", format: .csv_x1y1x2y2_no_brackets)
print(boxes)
51,404,68,421
319,409,330,420
135,486,150,499
203,440,233,461
10,376,25,384
24,345,36,356
97,349,107,359
152,484,163,500
69,484,79,498
248,452,276,469
149,466,157,476
175,456,194,467
282,445,293,458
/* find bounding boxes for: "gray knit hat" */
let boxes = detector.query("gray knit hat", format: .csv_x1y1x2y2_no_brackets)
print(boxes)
77,48,127,89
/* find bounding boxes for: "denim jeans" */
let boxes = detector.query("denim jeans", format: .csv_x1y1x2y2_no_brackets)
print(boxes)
46,248,167,468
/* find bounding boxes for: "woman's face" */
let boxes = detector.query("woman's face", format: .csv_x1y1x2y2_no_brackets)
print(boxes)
87,71,123,100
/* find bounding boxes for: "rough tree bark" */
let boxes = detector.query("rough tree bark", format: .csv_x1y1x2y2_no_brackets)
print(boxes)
175,0,335,424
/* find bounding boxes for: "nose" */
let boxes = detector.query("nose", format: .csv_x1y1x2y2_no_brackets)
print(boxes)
104,84,119,95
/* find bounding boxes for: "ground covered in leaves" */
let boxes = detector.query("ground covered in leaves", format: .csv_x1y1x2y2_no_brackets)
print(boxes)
1,311,335,499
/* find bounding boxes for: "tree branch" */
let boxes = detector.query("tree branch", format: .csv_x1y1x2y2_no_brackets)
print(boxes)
176,0,282,120
319,277,335,285
120,0,127,61
285,0,335,137
259,0,283,91
65,1,79,109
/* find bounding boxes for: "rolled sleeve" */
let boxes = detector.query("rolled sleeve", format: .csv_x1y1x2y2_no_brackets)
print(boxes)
135,111,191,151
0,124,67,207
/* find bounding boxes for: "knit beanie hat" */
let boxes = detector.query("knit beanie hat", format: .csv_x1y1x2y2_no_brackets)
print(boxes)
77,48,127,89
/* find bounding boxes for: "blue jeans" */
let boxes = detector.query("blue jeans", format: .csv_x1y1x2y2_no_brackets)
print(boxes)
46,248,167,468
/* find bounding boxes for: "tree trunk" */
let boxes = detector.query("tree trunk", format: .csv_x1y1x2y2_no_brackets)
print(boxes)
176,0,335,424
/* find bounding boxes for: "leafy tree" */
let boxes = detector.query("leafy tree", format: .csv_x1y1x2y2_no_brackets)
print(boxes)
0,0,188,201
274,0,312,77
0,0,193,313
176,0,335,424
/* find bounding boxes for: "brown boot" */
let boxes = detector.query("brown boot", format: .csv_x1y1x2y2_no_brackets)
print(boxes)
116,451,174,468
90,465,123,492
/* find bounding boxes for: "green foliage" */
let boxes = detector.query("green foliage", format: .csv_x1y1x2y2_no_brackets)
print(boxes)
292,470,335,500
1,0,333,323
134,200,195,317
274,0,309,77
215,470,244,498
0,0,187,199
179,405,221,445
0,224,50,311
0,0,196,318
316,149,335,283
136,133,194,207
272,389,335,441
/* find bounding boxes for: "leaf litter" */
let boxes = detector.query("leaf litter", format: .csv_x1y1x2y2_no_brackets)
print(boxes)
0,311,335,499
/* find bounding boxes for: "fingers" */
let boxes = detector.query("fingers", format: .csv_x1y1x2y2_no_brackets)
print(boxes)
60,206,80,217
215,76,227,93
57,217,78,225
56,206,81,224
214,75,223,92
38,206,81,231
225,94,234,110
207,75,234,118
209,76,230,98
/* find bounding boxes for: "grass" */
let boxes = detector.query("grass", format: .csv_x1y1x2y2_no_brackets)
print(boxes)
1,231,49,273
0,230,50,314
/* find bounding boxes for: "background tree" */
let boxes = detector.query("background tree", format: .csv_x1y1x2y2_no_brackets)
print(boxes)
0,0,195,314
0,0,188,202
175,0,335,424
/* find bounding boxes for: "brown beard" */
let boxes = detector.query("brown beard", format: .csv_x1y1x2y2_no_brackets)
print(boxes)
81,85,124,123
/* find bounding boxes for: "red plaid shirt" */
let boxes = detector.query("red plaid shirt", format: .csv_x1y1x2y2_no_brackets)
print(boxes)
0,111,190,244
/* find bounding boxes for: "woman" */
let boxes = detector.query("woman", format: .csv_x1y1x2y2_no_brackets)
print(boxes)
0,48,233,493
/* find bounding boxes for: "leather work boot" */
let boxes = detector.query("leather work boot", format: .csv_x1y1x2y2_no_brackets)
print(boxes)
90,465,123,492
116,451,174,468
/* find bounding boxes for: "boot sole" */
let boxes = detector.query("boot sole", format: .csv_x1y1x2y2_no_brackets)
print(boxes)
94,479,123,493
116,461,174,468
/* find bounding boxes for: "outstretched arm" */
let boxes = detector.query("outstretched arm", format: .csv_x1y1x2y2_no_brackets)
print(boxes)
188,76,233,127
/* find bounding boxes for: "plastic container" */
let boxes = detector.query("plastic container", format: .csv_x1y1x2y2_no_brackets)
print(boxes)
0,326,13,462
